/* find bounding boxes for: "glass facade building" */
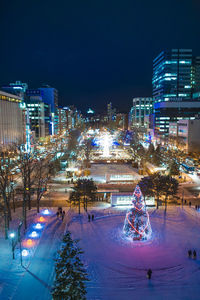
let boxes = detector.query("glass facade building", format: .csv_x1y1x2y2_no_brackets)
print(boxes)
152,49,200,136
130,97,153,128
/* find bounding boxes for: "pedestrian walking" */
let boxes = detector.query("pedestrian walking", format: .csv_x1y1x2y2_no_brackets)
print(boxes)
61,212,65,221
56,211,59,218
58,207,62,214
147,269,152,279
92,214,94,221
88,214,91,222
188,250,192,258
189,201,191,207
193,250,197,259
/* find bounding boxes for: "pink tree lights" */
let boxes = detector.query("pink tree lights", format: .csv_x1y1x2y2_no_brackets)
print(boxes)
123,185,152,241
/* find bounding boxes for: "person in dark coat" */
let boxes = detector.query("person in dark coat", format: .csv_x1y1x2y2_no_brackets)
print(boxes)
147,269,152,279
56,211,59,218
58,207,62,214
193,250,197,259
92,214,94,221
62,211,65,221
188,250,192,258
88,214,91,222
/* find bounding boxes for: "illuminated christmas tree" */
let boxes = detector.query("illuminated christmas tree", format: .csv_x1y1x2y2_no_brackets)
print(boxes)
123,185,152,240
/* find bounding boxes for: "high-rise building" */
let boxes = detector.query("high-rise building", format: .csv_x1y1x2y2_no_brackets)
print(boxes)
38,86,58,135
57,107,68,134
152,49,200,136
107,102,116,121
0,90,24,144
26,89,51,138
38,86,58,113
130,97,153,128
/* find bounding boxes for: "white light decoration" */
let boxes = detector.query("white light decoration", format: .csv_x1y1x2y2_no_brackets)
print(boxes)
22,249,29,257
35,223,42,230
100,132,113,157
43,209,50,215
30,231,38,238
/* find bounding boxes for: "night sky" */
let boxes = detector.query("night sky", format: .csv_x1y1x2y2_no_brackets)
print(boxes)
1,0,200,113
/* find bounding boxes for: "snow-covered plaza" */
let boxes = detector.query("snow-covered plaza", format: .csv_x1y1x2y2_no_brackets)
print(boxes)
1,205,200,299
69,206,200,300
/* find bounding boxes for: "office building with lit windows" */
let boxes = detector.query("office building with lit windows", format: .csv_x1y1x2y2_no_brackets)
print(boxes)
26,89,51,138
152,49,200,136
130,97,153,128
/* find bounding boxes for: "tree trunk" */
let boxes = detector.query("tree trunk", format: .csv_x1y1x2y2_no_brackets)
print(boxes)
164,195,168,213
28,170,31,210
85,197,88,212
156,196,159,209
3,204,8,239
7,197,12,222
23,191,27,230
12,190,15,213
28,189,31,210
37,189,40,213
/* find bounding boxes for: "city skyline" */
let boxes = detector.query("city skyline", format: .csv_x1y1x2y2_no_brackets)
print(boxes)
1,0,200,111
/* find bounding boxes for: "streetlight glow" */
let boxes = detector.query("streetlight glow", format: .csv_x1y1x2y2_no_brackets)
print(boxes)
9,232,15,239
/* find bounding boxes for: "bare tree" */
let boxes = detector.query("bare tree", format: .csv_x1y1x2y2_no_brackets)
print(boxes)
35,155,53,213
17,148,37,229
0,146,17,239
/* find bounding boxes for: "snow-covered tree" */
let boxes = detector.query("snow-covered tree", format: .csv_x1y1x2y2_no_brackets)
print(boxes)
52,231,88,300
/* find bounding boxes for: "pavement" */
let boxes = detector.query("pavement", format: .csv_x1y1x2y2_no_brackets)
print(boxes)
0,208,69,300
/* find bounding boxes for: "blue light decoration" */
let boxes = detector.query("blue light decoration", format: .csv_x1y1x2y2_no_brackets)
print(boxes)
148,132,152,143
145,132,152,144
123,185,152,241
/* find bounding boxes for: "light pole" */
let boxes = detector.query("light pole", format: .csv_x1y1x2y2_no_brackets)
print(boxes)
9,232,16,259
18,221,23,266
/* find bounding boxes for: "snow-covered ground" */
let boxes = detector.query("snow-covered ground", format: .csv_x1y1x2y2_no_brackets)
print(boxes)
1,205,200,300
69,206,200,300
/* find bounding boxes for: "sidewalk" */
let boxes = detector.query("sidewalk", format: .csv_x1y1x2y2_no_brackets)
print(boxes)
0,207,71,300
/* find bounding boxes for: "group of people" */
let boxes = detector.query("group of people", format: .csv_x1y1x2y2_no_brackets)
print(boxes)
195,205,200,210
88,214,95,222
188,249,197,259
56,207,65,221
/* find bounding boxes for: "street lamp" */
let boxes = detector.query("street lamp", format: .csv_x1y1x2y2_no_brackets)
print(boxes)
9,232,16,259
